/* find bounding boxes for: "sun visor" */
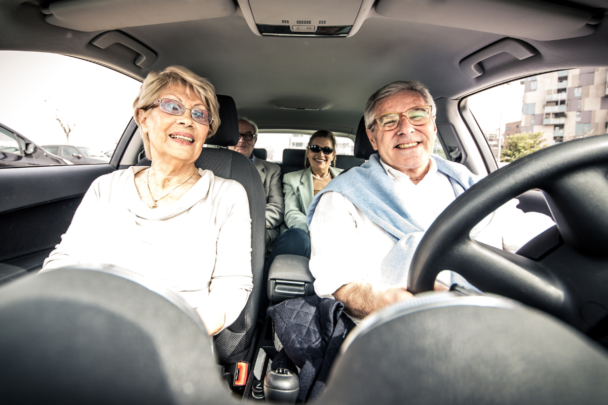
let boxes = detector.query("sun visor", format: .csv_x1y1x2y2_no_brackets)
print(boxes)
43,0,237,32
374,0,599,41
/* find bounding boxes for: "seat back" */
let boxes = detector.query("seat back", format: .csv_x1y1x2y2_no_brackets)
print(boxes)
253,148,267,160
279,148,306,174
0,267,234,405
137,95,265,367
354,116,376,159
322,294,608,405
336,155,365,170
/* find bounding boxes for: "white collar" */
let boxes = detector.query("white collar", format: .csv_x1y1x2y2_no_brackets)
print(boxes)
379,157,437,184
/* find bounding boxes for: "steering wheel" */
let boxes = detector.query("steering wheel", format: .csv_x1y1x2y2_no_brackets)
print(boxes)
408,134,608,330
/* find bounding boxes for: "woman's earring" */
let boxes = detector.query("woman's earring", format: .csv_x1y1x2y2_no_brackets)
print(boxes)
304,153,309,168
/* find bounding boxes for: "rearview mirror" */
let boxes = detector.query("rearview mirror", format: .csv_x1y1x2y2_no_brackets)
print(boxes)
72,153,83,158
25,143,37,155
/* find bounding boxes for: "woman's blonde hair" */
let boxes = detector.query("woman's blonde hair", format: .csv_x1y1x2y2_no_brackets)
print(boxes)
305,130,337,168
133,66,220,159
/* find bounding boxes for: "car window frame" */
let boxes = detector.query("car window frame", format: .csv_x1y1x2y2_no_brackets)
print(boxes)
0,125,24,157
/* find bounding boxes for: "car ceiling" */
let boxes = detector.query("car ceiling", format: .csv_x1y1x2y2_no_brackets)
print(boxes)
1,0,607,135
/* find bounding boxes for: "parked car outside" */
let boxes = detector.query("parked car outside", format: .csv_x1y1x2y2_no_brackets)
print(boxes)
0,123,71,168
42,144,110,164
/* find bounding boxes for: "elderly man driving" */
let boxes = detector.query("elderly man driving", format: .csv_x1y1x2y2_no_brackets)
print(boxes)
229,118,284,250
307,81,554,322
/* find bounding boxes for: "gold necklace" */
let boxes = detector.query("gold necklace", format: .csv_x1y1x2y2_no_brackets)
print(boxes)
146,168,196,209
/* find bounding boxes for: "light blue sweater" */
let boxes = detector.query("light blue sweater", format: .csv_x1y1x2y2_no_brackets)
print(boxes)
307,154,482,287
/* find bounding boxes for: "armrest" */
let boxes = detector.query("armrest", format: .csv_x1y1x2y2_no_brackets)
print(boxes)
267,255,315,303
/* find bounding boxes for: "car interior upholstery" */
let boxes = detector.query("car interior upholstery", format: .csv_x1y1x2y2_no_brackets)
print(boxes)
1,0,608,403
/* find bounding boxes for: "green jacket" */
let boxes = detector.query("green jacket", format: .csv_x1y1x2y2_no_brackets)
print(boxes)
282,166,343,232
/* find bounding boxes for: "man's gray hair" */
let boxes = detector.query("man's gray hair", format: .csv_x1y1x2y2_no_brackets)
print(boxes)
239,117,258,136
364,81,436,130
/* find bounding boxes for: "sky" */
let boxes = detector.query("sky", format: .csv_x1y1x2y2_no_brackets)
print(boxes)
0,50,524,154
0,51,141,153
467,81,525,136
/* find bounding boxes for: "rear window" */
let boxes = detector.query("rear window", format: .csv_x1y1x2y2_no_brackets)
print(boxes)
256,133,355,162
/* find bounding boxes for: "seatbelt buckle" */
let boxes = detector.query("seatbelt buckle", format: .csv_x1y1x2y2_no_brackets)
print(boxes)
233,361,249,387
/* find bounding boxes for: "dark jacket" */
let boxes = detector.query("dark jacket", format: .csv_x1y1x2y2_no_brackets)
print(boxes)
268,296,356,403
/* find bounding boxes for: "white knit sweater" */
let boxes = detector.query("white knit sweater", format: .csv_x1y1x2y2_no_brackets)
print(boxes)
42,166,253,332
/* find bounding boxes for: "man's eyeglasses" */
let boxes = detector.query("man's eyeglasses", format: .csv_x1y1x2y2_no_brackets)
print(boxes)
308,145,334,154
239,132,256,142
374,105,433,131
145,98,213,126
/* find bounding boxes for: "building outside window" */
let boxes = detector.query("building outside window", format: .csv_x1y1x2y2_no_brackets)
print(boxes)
576,111,581,122
574,87,582,97
575,123,591,136
530,80,537,90
522,103,535,115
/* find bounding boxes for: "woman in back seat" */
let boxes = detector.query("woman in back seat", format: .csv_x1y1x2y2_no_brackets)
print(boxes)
265,130,343,271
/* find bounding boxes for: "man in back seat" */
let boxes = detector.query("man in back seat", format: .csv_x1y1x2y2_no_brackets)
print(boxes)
306,81,554,323
229,118,283,250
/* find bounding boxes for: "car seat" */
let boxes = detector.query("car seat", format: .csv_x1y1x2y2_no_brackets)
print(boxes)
0,265,237,405
253,148,267,160
322,293,608,404
137,95,266,386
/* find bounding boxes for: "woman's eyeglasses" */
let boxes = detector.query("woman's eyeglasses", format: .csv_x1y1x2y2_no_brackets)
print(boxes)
145,98,213,126
374,105,433,130
308,145,334,154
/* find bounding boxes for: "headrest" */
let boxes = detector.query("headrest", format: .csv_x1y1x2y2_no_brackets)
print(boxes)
0,266,231,404
206,95,239,147
253,148,267,160
282,149,306,167
336,155,365,170
323,294,608,404
354,116,375,159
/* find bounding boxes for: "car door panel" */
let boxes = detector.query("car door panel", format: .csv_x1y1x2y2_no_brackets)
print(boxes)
0,164,115,282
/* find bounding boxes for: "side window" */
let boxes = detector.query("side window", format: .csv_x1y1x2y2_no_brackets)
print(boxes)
467,67,608,165
61,146,79,157
0,127,22,156
0,51,141,168
44,146,59,154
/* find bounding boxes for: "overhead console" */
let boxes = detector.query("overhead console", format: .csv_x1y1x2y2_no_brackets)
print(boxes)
237,0,375,38
373,0,604,41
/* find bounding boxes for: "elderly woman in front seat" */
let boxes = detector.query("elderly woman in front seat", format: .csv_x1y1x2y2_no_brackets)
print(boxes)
41,66,253,336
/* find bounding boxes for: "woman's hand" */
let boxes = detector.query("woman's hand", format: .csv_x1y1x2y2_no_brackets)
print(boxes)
196,306,226,336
